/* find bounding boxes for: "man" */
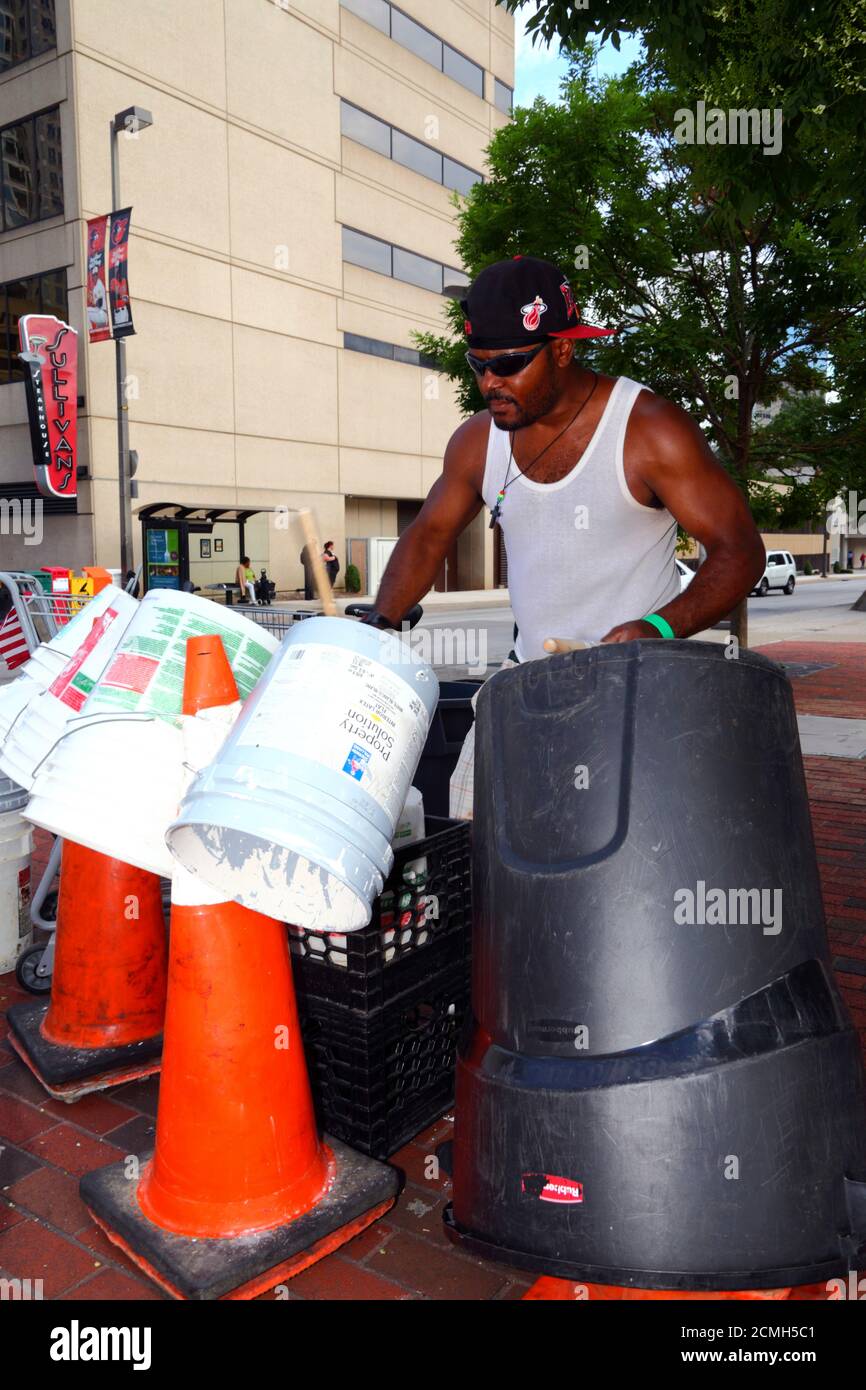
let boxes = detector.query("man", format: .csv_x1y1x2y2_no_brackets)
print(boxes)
360,256,766,816
299,545,315,600
86,271,109,334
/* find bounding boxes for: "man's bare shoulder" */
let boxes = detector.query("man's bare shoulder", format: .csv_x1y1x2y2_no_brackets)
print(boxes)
628,387,711,467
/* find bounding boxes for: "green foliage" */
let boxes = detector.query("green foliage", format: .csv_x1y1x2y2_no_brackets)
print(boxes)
414,23,866,533
344,563,361,593
500,0,866,219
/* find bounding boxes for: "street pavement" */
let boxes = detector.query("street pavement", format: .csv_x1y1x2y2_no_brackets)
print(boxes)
411,576,866,680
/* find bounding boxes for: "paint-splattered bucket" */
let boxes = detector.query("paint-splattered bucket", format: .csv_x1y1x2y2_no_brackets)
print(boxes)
25,592,279,876
0,583,130,748
0,590,138,790
166,616,438,932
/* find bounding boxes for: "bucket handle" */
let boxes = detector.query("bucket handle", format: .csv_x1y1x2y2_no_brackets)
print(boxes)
1,696,31,744
27,712,160,782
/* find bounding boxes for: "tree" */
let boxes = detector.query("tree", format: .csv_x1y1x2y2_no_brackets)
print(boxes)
501,0,866,229
416,41,866,645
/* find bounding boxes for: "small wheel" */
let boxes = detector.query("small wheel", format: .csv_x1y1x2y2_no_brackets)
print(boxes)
784,576,795,594
758,578,770,596
15,945,52,994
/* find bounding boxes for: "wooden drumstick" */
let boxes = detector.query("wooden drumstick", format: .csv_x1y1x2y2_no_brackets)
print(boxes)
543,638,591,653
297,508,338,617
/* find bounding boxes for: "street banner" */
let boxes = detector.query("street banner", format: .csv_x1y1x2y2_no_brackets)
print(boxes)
107,206,135,338
85,207,135,340
18,315,79,501
86,214,111,343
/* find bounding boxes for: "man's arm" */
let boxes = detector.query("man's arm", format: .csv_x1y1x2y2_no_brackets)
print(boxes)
367,415,487,625
600,395,765,643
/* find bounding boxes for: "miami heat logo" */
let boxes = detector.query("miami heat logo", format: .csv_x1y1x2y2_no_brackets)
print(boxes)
520,295,547,332
560,280,577,320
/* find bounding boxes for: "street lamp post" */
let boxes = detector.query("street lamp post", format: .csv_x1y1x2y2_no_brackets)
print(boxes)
110,105,153,576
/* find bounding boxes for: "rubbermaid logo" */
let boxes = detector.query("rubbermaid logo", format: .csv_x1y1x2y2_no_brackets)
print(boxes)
522,1173,584,1204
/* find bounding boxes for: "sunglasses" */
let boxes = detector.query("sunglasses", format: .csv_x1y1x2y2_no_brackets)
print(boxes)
465,341,549,378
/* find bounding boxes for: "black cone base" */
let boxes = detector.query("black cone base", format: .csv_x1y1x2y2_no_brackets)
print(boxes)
80,1138,399,1300
7,999,162,1101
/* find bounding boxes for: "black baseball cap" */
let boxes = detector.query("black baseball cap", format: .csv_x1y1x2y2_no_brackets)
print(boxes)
460,255,616,349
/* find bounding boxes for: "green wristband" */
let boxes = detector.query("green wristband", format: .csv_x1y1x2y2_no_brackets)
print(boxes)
641,612,675,639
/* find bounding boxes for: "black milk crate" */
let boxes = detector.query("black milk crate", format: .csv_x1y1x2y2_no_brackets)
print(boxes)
299,960,470,1158
288,816,471,1012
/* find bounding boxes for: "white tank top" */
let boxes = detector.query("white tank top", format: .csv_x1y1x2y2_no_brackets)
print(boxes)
482,376,680,661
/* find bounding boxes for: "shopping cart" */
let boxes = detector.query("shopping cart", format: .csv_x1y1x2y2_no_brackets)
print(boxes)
241,602,424,639
0,568,141,992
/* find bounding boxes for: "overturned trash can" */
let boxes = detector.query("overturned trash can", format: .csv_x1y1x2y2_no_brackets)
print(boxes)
444,642,866,1290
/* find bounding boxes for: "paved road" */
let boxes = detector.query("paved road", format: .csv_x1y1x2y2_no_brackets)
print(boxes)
411,577,866,679
748,576,866,618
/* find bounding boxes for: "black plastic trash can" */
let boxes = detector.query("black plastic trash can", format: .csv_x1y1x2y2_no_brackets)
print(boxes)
444,641,866,1289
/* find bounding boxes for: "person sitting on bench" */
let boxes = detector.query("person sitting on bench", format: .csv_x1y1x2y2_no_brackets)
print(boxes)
235,556,258,605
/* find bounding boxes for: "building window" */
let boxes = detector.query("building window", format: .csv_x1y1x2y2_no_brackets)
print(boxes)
391,127,442,183
443,155,480,196
1,106,64,232
340,101,391,157
444,45,484,98
342,226,392,277
340,0,485,100
344,331,438,370
341,99,483,193
340,0,390,36
390,9,441,69
393,245,442,293
343,225,465,297
0,0,56,74
494,78,514,115
0,266,68,385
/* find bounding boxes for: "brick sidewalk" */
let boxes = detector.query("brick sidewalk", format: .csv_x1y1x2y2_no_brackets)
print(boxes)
1,639,864,1301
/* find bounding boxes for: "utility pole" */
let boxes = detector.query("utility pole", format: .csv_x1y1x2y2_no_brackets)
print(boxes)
109,106,153,576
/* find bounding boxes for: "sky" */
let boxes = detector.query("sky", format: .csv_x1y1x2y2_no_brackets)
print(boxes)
512,6,644,105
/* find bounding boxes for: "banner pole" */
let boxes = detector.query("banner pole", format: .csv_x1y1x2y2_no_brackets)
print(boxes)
110,121,131,576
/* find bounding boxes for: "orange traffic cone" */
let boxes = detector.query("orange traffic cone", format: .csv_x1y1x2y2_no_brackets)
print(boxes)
80,635,398,1300
180,633,239,715
7,840,166,1101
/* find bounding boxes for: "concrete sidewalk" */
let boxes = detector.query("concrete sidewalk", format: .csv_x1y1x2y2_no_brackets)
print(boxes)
1,640,864,1300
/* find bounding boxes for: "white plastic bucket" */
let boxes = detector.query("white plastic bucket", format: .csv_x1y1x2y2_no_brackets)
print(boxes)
0,776,33,972
0,583,130,748
166,616,438,932
0,589,138,790
25,591,279,877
